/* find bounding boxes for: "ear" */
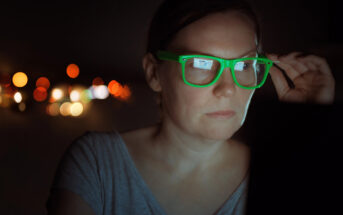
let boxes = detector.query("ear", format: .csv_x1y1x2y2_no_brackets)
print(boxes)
142,52,162,93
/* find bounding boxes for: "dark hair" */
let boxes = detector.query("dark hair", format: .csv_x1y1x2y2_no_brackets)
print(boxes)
145,0,262,120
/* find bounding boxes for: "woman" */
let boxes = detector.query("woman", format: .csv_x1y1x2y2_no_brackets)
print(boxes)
46,0,335,215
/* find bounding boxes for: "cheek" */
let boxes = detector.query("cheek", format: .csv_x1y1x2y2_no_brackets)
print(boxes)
179,87,254,117
165,72,255,126
181,87,207,113
238,90,254,108
238,89,255,125
184,91,209,111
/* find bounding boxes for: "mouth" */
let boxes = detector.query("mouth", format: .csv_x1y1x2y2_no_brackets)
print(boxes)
206,110,236,118
206,110,236,114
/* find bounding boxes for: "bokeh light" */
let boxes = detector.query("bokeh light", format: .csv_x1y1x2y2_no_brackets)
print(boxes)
4,84,16,95
1,96,9,107
33,87,48,102
14,92,22,103
18,103,26,112
70,102,83,117
12,72,28,88
0,74,11,87
108,80,122,96
92,85,109,99
46,103,60,116
60,102,71,116
51,88,63,101
118,84,131,100
92,77,104,86
70,90,80,102
36,77,50,89
66,64,80,79
80,89,92,103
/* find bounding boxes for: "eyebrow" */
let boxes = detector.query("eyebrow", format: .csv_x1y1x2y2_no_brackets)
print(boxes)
179,48,257,59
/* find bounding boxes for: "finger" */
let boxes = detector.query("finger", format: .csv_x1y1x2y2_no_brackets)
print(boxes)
266,53,299,82
272,55,300,81
286,59,309,76
296,58,317,71
268,63,291,98
279,51,304,60
298,55,333,78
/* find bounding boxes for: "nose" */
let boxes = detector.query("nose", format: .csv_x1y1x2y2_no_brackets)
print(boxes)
213,66,236,97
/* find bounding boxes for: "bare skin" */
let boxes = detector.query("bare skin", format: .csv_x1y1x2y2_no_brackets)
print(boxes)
142,11,257,175
267,52,335,104
47,8,335,215
120,125,250,215
124,11,256,215
124,10,336,215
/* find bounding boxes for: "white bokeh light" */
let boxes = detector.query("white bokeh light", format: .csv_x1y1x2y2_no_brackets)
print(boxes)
14,92,22,103
52,88,63,100
70,90,80,102
92,85,109,99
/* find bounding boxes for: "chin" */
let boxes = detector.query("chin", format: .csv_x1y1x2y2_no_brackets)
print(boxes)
203,127,237,141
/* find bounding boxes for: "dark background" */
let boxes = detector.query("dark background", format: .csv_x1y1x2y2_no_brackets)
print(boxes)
1,0,342,214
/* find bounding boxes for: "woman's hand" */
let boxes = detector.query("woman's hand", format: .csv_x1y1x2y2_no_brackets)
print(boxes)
265,52,335,105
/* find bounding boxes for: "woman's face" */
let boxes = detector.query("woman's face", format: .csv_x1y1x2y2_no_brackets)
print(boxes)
154,11,258,140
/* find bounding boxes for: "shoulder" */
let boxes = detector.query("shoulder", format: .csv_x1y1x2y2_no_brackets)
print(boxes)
71,130,120,148
119,125,157,148
63,130,122,162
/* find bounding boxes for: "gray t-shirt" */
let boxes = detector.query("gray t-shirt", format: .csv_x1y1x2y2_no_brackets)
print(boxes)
47,129,249,215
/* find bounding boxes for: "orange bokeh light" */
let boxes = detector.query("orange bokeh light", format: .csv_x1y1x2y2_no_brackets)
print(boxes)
66,64,80,79
92,77,104,86
33,87,48,102
118,85,131,100
36,77,50,89
108,80,123,96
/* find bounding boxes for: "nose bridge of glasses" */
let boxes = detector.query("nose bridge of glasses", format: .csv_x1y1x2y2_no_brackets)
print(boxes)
222,59,233,71
218,59,235,83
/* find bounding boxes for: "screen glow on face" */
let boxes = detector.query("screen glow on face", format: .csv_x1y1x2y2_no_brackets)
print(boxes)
193,58,214,70
156,49,274,89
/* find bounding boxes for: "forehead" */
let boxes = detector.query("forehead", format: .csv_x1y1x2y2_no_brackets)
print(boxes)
167,11,257,59
172,48,258,59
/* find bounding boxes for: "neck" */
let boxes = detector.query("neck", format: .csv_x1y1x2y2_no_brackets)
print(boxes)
149,119,240,176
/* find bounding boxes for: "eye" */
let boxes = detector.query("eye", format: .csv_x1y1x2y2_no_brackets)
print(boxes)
243,62,249,70
234,61,250,71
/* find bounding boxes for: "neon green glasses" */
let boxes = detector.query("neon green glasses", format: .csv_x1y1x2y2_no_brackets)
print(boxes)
156,50,275,89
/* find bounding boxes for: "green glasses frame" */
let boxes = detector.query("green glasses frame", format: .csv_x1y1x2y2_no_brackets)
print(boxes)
156,50,275,89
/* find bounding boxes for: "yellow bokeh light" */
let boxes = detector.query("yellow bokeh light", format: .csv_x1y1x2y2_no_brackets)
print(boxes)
70,102,83,117
60,102,71,116
12,72,28,88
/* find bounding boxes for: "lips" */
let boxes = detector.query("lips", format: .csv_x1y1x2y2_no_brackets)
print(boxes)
206,110,236,116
